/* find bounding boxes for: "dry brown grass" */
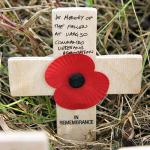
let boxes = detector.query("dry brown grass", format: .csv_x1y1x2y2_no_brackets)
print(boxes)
0,0,150,150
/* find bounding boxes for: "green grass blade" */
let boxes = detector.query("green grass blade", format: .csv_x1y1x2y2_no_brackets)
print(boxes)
86,0,93,7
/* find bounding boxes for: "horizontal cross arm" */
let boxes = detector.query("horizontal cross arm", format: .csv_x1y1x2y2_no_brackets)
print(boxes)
95,55,142,94
8,55,142,96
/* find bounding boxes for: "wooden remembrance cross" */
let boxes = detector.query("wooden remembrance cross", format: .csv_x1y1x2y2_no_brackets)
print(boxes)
8,8,142,141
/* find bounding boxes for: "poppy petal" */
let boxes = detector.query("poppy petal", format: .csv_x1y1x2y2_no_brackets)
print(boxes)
45,54,95,88
54,71,109,109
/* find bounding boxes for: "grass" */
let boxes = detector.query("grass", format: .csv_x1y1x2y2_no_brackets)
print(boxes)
0,0,150,150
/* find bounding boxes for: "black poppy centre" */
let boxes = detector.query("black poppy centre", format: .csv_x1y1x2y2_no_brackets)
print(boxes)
69,73,85,88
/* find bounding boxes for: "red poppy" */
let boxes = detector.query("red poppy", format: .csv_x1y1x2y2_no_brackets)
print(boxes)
45,54,109,110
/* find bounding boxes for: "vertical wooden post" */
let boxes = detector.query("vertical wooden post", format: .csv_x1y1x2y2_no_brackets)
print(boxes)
52,7,97,141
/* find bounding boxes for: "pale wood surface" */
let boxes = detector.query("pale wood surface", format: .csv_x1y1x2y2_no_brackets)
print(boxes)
8,55,142,96
96,55,142,94
52,7,97,58
118,146,150,150
0,132,48,150
57,105,96,141
8,57,55,96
